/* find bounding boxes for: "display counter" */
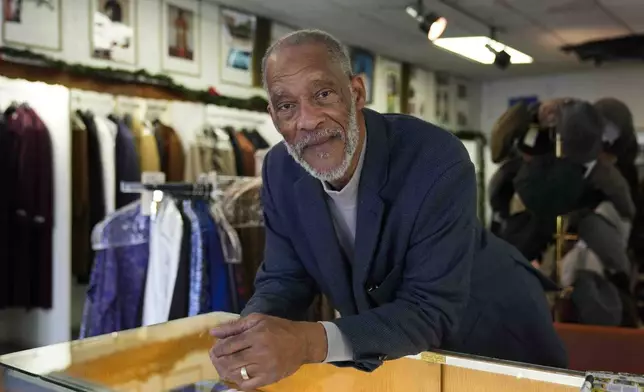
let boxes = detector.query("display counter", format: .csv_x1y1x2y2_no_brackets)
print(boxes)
0,312,585,392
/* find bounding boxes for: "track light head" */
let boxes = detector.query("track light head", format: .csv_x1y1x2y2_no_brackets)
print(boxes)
486,43,511,70
406,5,447,42
420,13,447,42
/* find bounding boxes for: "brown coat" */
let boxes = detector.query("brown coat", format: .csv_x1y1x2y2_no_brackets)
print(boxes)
156,123,185,181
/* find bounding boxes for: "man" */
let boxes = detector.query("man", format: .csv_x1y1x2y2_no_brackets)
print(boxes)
210,29,567,390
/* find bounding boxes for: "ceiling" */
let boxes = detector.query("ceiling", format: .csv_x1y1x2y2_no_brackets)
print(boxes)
208,0,644,80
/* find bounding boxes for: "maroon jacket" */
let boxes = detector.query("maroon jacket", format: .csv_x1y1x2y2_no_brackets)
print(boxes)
0,105,53,309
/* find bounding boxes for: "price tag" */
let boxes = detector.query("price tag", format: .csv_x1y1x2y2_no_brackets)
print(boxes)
141,172,166,216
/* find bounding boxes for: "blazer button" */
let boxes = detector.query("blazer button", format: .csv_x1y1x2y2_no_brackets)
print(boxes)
379,354,387,361
367,284,379,292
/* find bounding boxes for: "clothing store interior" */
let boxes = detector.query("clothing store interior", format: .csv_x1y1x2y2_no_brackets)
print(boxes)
1,0,644,391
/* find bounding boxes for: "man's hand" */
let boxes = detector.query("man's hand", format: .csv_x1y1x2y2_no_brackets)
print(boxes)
209,313,328,390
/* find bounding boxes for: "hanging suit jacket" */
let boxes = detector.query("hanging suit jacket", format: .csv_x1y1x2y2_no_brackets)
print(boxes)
242,108,567,371
1,106,54,308
156,123,185,182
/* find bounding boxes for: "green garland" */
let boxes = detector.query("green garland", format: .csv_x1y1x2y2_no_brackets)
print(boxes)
0,46,269,112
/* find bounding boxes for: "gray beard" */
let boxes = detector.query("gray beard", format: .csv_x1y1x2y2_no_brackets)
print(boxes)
284,100,359,183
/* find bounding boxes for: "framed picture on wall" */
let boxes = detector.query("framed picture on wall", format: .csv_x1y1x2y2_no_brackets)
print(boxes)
161,0,200,76
90,0,137,64
385,67,401,113
220,7,256,86
350,48,374,104
2,0,62,50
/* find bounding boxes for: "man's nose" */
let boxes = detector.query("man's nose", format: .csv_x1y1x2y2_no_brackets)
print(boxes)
296,100,324,132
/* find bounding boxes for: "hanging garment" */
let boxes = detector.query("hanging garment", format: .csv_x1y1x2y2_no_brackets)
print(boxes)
169,203,192,321
203,206,233,313
184,137,216,182
242,129,270,150
182,201,204,316
80,203,150,338
0,105,54,309
79,112,106,242
213,133,237,176
94,116,118,215
0,116,11,305
142,199,183,326
156,123,186,181
110,115,141,208
71,112,92,280
127,114,161,173
224,127,245,176
235,132,257,176
192,200,223,313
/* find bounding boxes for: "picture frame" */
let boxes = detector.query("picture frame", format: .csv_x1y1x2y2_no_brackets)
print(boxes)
89,0,137,65
219,7,257,86
2,0,62,51
350,47,374,104
161,0,201,77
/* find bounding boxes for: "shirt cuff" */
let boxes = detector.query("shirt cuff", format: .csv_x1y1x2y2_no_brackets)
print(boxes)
319,321,353,363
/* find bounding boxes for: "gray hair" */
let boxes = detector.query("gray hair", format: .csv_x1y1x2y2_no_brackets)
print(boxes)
261,29,353,89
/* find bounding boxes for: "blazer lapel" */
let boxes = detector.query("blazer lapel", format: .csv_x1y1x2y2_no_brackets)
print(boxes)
294,175,357,316
353,109,389,293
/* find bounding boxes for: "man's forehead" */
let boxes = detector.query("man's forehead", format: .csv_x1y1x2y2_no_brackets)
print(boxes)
266,45,344,89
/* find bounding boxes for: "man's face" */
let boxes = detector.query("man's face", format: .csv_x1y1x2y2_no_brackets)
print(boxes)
265,43,366,182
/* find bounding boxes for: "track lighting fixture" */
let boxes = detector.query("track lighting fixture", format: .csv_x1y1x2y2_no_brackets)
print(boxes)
485,44,511,70
405,1,447,42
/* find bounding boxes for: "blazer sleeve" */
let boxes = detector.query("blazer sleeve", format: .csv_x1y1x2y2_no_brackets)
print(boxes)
241,153,317,320
332,159,476,371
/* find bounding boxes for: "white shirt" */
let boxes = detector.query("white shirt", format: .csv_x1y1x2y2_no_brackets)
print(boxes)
94,116,117,215
322,134,367,261
142,200,184,326
318,133,367,363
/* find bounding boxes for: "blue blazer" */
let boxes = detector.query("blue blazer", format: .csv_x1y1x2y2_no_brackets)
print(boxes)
242,109,568,371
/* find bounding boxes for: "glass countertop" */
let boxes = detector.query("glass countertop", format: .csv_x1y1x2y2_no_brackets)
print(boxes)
0,312,585,392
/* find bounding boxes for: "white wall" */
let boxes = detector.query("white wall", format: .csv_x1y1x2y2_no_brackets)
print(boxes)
480,67,644,135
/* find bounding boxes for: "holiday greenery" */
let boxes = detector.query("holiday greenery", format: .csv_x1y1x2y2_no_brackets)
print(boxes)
0,47,269,112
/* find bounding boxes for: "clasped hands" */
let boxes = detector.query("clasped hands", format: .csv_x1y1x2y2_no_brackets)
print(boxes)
209,314,328,390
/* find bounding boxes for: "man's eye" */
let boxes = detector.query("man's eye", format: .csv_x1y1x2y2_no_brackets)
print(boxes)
278,103,294,111
318,90,332,99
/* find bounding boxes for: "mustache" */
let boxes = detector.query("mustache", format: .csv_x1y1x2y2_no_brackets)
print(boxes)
292,129,344,154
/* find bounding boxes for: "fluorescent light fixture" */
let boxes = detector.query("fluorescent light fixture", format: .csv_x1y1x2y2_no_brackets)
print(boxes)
433,36,534,65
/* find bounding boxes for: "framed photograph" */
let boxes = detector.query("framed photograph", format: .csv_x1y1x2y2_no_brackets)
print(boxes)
2,0,61,50
90,0,136,64
220,7,256,86
350,48,374,104
161,0,200,76
385,66,401,113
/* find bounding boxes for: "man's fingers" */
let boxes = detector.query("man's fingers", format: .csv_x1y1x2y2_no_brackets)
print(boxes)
213,347,254,377
210,314,264,339
227,363,263,389
212,334,254,358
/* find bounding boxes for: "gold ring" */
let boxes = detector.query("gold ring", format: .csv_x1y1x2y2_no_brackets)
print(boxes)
240,366,250,381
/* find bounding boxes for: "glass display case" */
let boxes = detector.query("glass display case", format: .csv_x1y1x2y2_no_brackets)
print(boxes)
0,312,586,392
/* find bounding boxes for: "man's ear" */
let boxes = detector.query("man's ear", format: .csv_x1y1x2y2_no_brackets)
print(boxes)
350,75,367,110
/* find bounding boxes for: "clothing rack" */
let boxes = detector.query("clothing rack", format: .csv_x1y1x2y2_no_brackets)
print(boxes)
119,175,245,313
120,181,215,199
